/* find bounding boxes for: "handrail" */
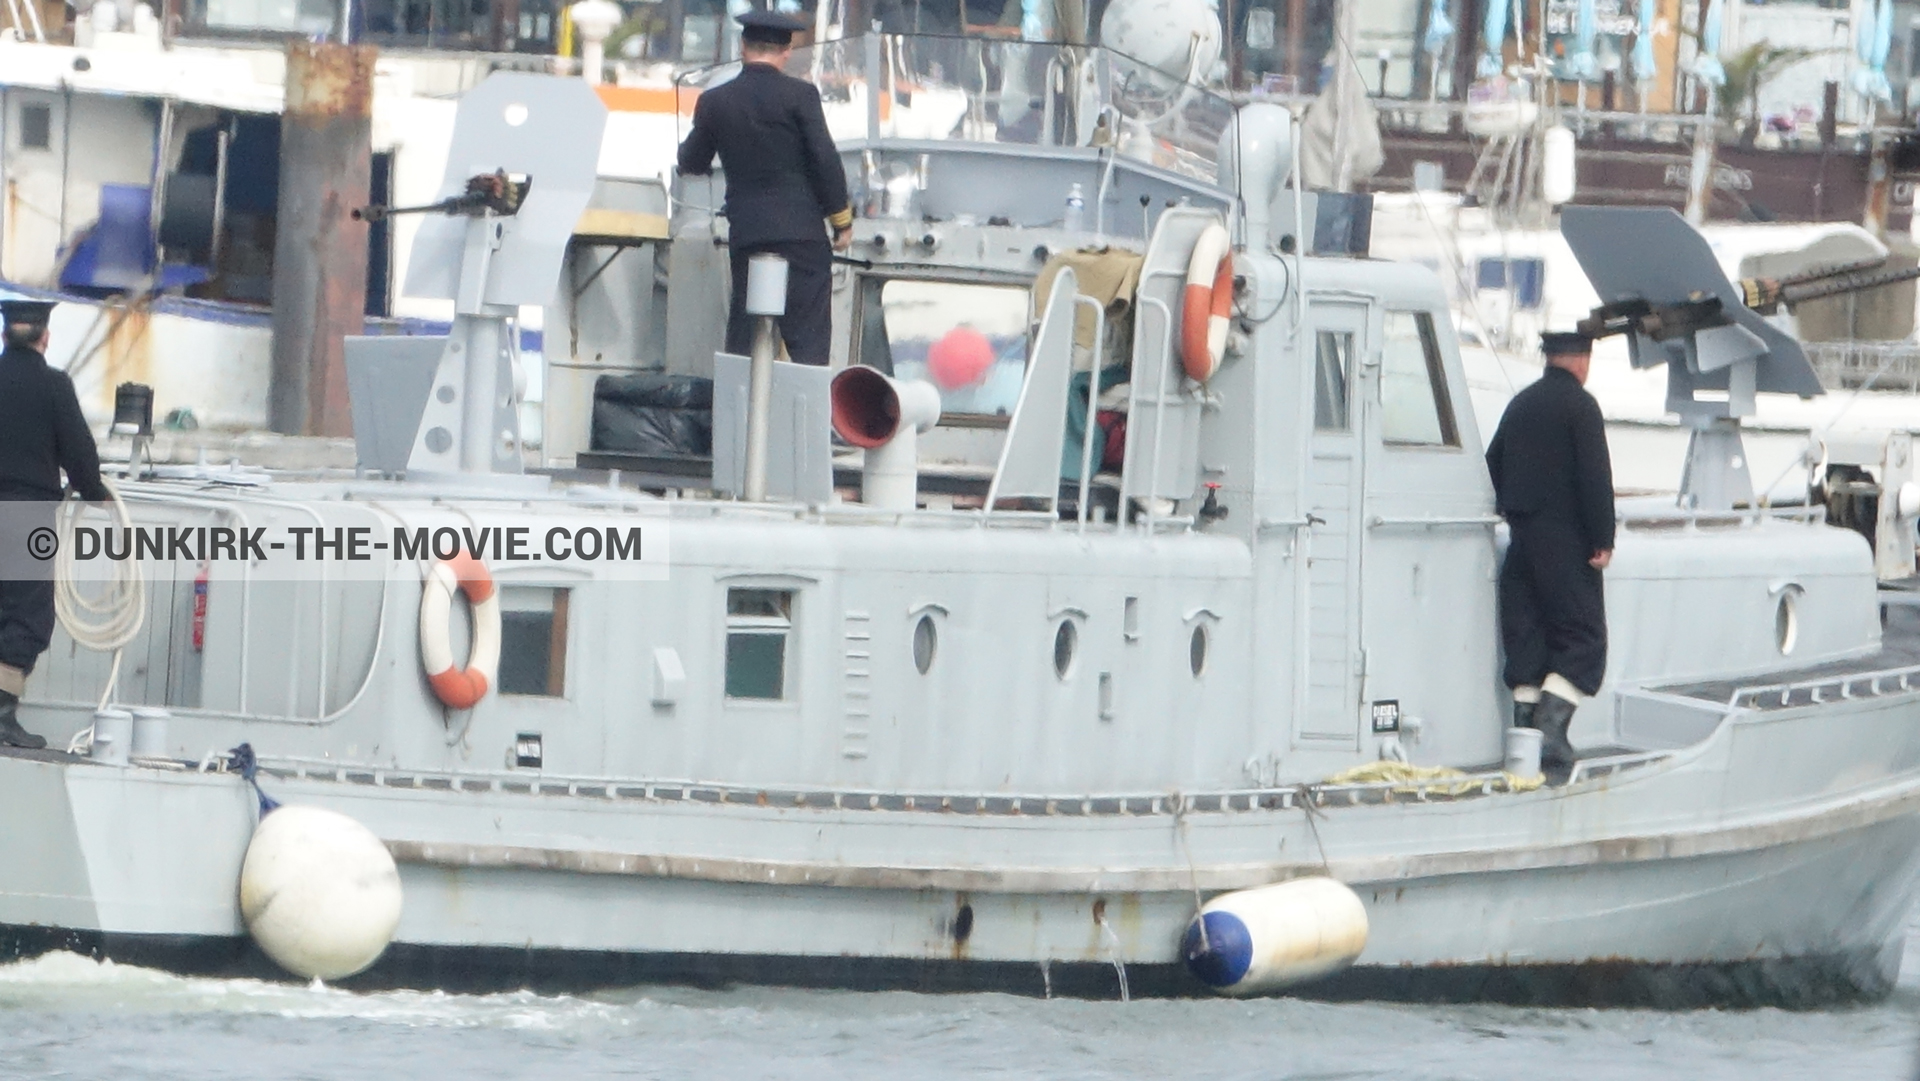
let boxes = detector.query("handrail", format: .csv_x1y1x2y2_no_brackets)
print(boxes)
1368,514,1500,528
1726,659,1920,709
1072,294,1107,531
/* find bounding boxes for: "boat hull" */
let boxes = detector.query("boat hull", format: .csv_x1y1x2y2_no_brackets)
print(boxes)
0,746,1913,1006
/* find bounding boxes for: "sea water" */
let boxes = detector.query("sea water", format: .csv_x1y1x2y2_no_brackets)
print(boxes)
0,919,1915,1080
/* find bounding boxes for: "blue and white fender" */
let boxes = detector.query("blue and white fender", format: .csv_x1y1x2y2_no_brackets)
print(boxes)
1181,877,1369,995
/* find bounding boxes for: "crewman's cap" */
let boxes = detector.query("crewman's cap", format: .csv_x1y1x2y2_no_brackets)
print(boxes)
1540,330,1591,357
737,9,806,46
0,299,55,328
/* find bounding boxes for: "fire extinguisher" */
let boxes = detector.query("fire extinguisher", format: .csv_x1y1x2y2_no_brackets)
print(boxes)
191,563,208,652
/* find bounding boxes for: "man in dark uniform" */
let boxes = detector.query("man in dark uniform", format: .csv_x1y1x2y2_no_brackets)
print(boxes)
0,300,108,750
1484,330,1615,776
676,9,854,366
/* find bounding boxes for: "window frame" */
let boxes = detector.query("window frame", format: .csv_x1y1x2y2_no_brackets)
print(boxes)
1377,309,1461,449
724,586,796,702
1313,329,1353,432
849,268,1034,428
17,102,52,152
496,586,571,699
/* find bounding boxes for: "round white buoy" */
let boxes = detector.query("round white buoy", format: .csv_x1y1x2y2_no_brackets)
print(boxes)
238,805,403,981
1181,877,1369,995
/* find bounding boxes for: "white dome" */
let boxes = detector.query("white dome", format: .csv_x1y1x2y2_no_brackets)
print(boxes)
1099,0,1223,89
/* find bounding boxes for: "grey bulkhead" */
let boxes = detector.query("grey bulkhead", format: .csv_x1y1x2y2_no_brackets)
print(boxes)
392,256,1505,790
38,247,1879,795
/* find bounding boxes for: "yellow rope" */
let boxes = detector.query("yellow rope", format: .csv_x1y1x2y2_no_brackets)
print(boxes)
1323,760,1543,795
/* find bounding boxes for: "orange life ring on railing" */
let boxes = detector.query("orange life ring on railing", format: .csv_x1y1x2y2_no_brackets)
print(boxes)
1180,222,1233,383
419,552,500,710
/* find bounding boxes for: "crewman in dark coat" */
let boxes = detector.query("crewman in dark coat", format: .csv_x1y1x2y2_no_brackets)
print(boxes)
676,10,854,366
0,299,108,750
1484,330,1615,775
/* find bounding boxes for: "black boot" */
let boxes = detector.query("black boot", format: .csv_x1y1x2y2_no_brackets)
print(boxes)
1513,700,1536,729
1533,692,1579,780
0,691,47,751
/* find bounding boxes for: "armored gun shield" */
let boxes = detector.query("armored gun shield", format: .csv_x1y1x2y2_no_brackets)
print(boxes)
1559,206,1824,413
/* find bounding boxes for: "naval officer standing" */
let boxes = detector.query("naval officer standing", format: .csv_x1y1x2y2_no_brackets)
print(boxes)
1484,330,1615,775
0,300,108,750
676,10,854,366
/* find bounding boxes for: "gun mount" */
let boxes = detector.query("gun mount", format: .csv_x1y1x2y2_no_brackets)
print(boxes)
1562,207,1826,512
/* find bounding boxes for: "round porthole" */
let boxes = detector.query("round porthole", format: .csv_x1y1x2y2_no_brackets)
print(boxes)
1776,592,1799,655
913,614,938,674
1053,619,1077,679
1189,624,1209,677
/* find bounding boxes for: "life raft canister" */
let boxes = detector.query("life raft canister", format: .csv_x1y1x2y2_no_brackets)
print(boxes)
419,551,500,709
1180,222,1233,383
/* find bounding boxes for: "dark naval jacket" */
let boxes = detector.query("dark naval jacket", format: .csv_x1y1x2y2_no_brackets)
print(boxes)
1485,365,1615,553
0,345,108,502
676,63,853,247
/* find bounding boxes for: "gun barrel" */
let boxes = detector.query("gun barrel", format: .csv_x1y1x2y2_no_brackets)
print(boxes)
1777,261,1920,306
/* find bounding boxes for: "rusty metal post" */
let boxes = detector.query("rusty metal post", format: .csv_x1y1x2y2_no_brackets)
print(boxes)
1865,132,1892,239
269,41,374,437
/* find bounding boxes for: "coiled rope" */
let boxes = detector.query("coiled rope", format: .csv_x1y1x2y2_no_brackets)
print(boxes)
54,479,145,715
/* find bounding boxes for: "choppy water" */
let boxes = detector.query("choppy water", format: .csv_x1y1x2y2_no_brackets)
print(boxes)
1,927,1917,1081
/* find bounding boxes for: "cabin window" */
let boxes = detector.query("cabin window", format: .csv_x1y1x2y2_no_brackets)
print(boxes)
912,614,938,674
858,277,1029,420
1313,331,1352,431
18,103,51,151
1379,311,1460,447
725,588,793,700
1052,619,1078,679
498,587,569,697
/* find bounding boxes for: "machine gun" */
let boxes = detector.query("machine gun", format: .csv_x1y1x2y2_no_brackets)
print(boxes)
351,170,532,223
1736,256,1920,316
1576,257,1920,342
1563,208,1920,580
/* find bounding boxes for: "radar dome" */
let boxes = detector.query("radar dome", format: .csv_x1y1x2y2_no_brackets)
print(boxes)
1100,0,1223,89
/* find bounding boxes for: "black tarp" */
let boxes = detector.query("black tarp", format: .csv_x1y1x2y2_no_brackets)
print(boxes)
590,373,713,458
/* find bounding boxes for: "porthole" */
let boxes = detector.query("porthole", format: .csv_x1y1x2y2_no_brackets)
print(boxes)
1776,591,1799,655
1189,624,1209,677
913,614,938,674
1053,619,1077,679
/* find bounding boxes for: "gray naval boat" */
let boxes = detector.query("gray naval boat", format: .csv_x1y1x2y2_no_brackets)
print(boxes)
6,37,1920,1007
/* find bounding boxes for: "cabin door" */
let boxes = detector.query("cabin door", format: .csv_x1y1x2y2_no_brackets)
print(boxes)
1296,301,1369,744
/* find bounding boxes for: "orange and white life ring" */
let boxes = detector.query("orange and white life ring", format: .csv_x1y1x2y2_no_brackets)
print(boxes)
419,552,500,710
1180,222,1233,383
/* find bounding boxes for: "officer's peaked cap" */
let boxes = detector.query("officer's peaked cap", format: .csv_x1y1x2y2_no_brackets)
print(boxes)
0,299,55,327
1540,330,1591,356
738,9,806,45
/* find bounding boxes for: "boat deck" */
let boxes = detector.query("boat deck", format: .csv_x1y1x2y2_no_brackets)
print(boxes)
1660,598,1920,709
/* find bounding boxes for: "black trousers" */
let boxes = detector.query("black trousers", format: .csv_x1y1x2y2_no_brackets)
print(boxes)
0,577,54,677
726,238,833,367
1499,515,1608,697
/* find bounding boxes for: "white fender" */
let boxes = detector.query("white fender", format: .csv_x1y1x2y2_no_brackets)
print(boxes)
239,805,404,981
1182,877,1369,995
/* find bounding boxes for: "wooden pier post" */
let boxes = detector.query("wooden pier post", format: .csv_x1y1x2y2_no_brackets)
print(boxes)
269,42,375,438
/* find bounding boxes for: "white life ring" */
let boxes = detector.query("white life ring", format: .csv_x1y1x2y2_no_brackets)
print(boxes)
419,552,500,710
1181,222,1233,383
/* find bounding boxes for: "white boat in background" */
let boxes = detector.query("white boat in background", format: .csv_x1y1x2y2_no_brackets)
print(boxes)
0,17,697,437
1370,190,1920,499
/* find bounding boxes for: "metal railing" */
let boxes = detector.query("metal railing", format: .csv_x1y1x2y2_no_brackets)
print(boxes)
1805,340,1920,394
1726,659,1920,710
